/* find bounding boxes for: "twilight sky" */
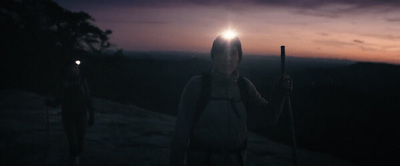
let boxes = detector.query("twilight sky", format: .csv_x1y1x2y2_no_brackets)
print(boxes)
54,0,400,64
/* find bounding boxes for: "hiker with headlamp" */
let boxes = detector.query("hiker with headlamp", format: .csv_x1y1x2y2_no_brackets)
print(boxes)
46,60,94,166
170,34,292,166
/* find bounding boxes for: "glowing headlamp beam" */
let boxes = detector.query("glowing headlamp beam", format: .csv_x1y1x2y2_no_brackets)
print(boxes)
222,30,237,40
75,60,81,65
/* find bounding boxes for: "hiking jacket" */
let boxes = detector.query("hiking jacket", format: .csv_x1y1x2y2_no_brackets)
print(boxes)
170,69,283,166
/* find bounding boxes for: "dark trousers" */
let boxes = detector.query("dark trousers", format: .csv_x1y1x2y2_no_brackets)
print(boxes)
62,111,87,158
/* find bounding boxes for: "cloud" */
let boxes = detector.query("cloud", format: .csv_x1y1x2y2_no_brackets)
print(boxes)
363,34,400,41
315,39,373,50
351,40,379,51
134,21,170,25
387,18,400,22
383,45,400,52
54,0,400,8
54,0,400,22
353,40,364,44
317,32,329,36
315,39,397,52
193,0,400,8
293,9,340,19
315,40,355,47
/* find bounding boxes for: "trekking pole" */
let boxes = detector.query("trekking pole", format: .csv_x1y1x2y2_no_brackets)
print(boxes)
281,46,298,166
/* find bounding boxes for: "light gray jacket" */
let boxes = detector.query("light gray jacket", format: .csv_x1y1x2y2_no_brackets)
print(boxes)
170,69,283,166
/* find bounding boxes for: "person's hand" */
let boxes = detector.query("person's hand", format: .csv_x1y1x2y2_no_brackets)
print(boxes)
280,75,293,93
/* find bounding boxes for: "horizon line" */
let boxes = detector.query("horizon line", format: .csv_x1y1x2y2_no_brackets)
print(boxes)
112,49,400,65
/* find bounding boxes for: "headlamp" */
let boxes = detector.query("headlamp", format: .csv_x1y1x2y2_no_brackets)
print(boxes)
222,29,237,40
75,60,81,66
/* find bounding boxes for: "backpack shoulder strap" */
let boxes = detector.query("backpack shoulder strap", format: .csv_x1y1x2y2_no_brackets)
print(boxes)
192,72,212,129
237,75,250,110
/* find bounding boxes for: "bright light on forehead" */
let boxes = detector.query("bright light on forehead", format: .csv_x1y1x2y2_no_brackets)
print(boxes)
75,60,81,65
222,29,237,40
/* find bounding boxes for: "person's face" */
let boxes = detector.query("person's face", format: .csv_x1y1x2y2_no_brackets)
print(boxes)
213,47,239,77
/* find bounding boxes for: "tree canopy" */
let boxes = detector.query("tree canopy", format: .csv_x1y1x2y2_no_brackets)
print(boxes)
0,0,114,92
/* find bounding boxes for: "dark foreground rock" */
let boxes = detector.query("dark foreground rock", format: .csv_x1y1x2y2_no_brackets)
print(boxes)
0,90,354,166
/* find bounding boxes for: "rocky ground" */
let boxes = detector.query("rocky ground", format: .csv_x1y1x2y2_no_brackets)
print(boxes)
0,90,354,166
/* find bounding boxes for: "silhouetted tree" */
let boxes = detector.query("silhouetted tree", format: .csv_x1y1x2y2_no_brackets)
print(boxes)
0,0,113,93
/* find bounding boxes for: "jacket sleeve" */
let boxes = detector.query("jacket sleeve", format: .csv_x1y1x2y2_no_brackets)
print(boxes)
169,76,201,166
243,77,285,126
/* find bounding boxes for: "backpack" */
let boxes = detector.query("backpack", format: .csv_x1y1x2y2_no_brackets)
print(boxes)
63,77,90,110
189,72,250,152
192,72,250,127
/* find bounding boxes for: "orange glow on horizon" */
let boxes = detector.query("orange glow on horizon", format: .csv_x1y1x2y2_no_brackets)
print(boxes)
84,3,399,64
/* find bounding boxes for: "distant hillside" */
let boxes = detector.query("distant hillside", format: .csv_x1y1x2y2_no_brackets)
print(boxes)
123,51,354,71
82,51,354,116
259,62,400,166
0,90,354,166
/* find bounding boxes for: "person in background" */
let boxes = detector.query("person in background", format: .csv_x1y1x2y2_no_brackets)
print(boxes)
169,35,292,166
46,60,94,166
